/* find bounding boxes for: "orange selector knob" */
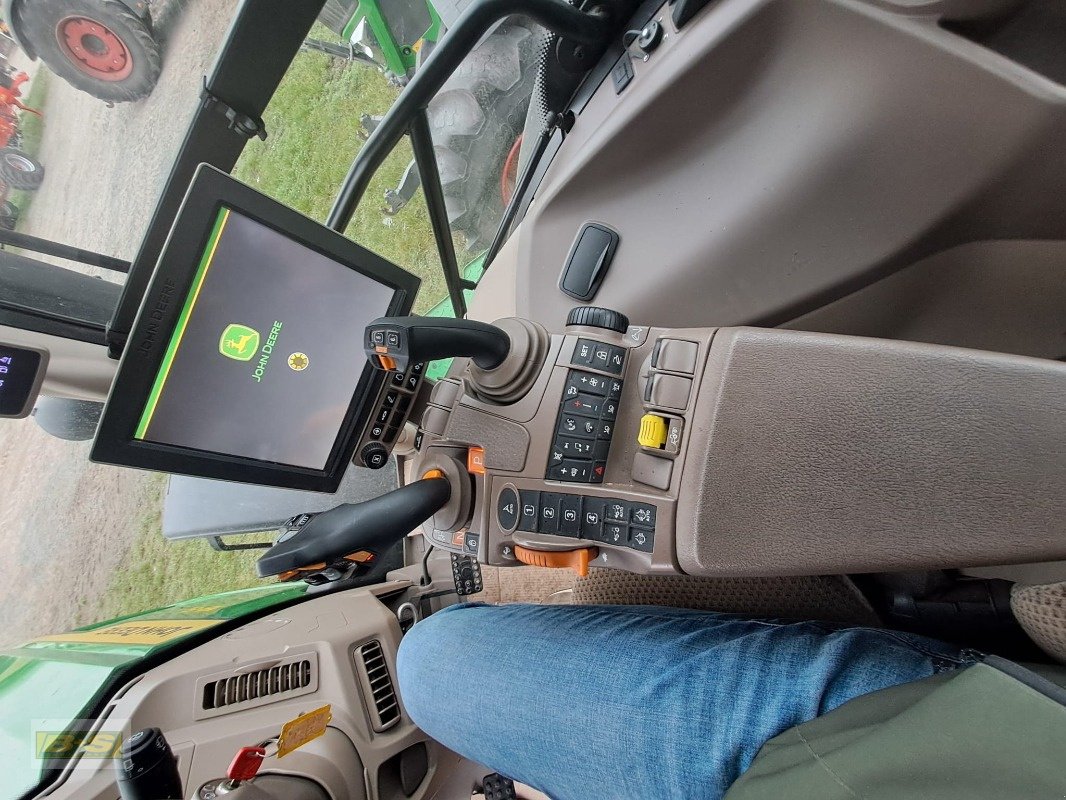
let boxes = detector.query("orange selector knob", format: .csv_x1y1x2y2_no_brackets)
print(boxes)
513,545,598,577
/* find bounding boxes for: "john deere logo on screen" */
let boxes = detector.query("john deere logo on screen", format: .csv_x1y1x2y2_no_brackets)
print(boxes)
219,324,260,361
219,321,284,382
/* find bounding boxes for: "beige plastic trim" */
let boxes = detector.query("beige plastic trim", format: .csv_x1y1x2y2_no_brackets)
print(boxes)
466,222,520,323
514,0,1066,334
352,639,401,733
37,586,472,800
677,328,1066,576
785,240,1066,361
963,562,1066,585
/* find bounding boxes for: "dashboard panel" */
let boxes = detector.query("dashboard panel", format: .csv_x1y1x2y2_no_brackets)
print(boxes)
36,585,478,800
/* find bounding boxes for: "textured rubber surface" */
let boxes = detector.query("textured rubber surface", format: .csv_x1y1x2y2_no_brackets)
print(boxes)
573,570,880,626
22,0,161,102
481,773,517,800
1011,581,1066,663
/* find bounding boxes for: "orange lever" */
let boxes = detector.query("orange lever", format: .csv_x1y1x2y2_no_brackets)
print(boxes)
513,545,598,577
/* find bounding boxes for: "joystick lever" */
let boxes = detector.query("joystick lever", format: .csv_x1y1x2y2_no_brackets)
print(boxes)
256,475,451,578
365,316,511,374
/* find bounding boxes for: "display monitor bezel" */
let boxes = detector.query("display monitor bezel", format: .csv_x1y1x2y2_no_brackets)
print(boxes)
91,165,419,491
0,342,49,419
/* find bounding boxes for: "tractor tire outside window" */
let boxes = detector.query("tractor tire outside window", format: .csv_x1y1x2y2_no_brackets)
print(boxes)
428,19,542,251
20,0,162,103
0,147,44,190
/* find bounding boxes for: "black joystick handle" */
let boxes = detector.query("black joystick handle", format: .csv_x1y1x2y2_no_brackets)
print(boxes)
366,316,510,374
115,728,183,800
256,476,452,577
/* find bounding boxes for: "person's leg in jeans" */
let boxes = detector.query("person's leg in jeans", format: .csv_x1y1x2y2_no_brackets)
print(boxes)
397,603,977,800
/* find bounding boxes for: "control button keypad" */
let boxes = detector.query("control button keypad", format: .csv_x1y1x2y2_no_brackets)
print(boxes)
572,339,626,376
548,367,624,483
517,491,656,554
369,363,424,441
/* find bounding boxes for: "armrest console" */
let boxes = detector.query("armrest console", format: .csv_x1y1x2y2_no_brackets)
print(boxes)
412,323,1066,576
678,328,1066,575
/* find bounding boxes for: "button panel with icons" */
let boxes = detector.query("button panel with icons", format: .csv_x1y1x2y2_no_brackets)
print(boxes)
429,528,469,551
370,361,423,441
497,487,520,531
355,361,425,467
633,337,701,486
548,368,624,483
516,490,656,552
366,324,411,372
451,553,483,596
571,338,627,375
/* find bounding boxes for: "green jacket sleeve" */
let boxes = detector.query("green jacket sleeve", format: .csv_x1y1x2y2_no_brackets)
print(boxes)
725,660,1066,800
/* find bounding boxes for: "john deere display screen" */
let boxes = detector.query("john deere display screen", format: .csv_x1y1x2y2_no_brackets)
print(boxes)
92,166,418,491
136,206,394,469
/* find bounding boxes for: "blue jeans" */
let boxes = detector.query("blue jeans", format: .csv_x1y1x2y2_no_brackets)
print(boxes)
396,603,977,800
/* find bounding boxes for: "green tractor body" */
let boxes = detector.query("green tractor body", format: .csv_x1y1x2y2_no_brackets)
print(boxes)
323,0,444,81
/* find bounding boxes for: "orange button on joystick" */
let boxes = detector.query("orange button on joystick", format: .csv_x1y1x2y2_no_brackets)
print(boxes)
513,545,598,577
467,447,486,475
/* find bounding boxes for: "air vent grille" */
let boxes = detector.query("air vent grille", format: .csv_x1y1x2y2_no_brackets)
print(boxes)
201,659,313,711
356,641,400,731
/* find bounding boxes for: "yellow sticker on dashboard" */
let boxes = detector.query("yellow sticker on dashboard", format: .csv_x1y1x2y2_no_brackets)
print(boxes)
35,619,222,646
277,705,333,758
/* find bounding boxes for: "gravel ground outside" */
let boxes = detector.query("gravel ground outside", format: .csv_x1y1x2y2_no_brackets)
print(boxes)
0,0,240,648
